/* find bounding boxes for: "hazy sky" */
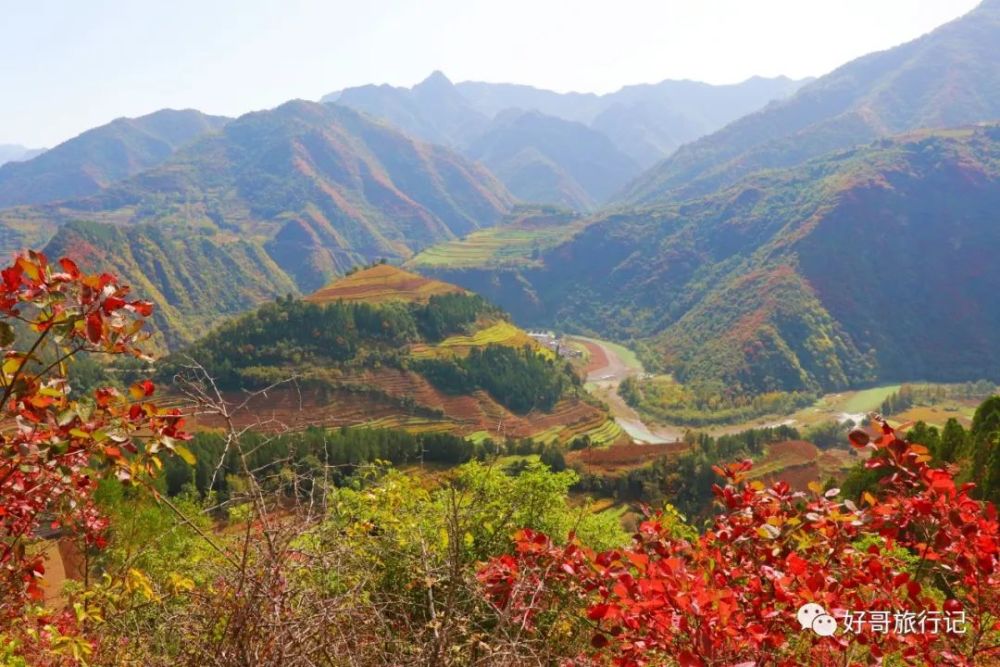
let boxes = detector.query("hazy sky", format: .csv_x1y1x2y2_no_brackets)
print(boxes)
1,0,982,147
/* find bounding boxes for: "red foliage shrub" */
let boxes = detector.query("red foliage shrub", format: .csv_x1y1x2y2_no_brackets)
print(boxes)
0,251,189,645
480,419,1000,666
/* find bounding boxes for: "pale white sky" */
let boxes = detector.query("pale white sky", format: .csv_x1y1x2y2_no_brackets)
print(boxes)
0,0,983,147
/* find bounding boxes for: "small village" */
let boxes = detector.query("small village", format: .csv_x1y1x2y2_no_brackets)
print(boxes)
527,330,583,358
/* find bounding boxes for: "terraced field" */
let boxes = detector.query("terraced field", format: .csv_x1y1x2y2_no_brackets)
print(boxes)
520,399,627,446
407,209,586,269
194,370,616,447
568,441,689,474
894,403,977,428
747,440,859,492
306,263,463,304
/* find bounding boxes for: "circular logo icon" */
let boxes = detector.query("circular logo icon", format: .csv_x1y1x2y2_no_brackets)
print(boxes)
812,613,837,636
797,603,838,636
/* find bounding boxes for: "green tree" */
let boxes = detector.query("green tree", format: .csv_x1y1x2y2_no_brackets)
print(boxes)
937,418,966,463
969,396,1000,494
906,422,940,459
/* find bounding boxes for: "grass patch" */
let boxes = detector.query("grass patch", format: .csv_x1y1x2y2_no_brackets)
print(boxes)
834,385,902,413
407,209,585,269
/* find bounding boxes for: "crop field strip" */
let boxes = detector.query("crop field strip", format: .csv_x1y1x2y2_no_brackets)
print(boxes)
407,216,590,269
410,320,554,359
306,263,464,304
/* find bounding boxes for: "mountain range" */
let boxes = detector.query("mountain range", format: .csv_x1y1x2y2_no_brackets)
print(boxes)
0,109,229,209
406,0,1000,394
324,71,805,208
463,110,640,209
621,0,1000,206
0,101,513,346
416,125,1000,393
0,0,996,398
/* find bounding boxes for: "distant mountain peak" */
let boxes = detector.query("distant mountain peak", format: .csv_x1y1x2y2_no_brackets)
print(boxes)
323,72,806,202
416,70,454,90
621,0,1000,205
0,144,45,166
273,98,326,119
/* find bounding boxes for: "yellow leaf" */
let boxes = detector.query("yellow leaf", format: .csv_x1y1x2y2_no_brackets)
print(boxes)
17,257,40,281
756,525,780,539
173,443,196,466
168,572,195,593
863,491,877,507
127,568,158,602
808,481,823,495
2,356,23,376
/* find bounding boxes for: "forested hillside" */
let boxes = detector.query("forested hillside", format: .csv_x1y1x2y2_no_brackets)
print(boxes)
0,109,229,208
156,265,620,445
420,126,1000,393
43,220,298,349
1,101,515,345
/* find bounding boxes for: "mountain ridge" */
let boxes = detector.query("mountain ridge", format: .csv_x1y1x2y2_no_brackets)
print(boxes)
416,125,1000,393
0,144,45,166
0,109,230,208
322,71,805,207
2,100,515,347
620,0,1000,205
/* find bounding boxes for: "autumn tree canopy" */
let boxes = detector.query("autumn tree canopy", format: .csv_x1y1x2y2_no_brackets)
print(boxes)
0,251,189,659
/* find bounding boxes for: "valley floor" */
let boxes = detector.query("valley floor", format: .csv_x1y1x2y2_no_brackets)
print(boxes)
574,335,981,437
568,335,682,444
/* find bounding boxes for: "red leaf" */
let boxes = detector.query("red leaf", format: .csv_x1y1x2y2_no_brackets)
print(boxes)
86,312,103,343
129,379,155,399
588,603,613,620
131,300,154,317
848,428,870,448
678,651,704,667
59,257,81,278
786,552,808,576
27,583,45,601
101,296,126,315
